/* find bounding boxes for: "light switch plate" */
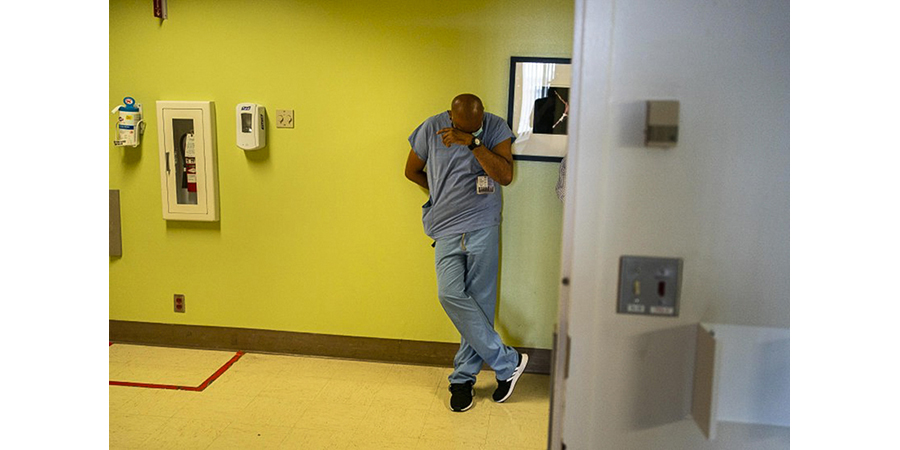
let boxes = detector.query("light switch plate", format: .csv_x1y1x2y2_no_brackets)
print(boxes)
275,109,294,128
617,256,683,317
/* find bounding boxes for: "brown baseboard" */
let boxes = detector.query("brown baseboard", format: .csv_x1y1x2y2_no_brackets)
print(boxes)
109,320,552,375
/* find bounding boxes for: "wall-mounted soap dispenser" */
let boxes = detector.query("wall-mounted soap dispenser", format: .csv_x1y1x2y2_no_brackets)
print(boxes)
236,103,266,151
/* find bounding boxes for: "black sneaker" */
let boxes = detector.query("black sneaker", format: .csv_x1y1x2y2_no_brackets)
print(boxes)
449,381,475,412
493,352,529,403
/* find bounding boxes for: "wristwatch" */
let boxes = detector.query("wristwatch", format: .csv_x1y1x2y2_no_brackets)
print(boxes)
468,136,482,150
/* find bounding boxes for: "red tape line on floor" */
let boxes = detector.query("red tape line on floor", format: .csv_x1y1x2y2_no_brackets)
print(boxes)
109,344,245,392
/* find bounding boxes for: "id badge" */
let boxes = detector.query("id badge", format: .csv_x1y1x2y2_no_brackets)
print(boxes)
476,175,495,195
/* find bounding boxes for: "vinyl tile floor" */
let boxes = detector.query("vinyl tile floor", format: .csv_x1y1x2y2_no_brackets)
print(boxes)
109,344,550,449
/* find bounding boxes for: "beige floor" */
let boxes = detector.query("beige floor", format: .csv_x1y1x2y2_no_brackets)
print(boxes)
110,344,550,449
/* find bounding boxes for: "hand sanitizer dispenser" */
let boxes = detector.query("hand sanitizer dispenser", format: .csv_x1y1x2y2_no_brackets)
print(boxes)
236,103,266,150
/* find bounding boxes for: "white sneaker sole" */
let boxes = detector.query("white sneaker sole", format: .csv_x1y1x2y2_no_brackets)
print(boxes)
495,353,529,403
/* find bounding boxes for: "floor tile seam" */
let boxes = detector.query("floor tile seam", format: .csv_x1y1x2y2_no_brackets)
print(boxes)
224,370,287,380
380,381,444,390
255,389,327,400
202,428,292,450
369,385,442,398
108,415,173,441
111,431,157,450
225,416,305,429
313,388,375,403
128,417,230,449
421,411,495,426
170,412,248,425
110,411,184,422
416,434,491,445
486,413,553,425
247,395,310,414
229,395,308,420
260,375,331,384
409,419,429,441
352,417,430,430
290,404,375,432
310,381,386,402
488,404,551,416
113,403,187,420
356,405,433,422
171,396,258,413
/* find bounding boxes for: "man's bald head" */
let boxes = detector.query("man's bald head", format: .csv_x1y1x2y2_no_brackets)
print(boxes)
449,94,485,133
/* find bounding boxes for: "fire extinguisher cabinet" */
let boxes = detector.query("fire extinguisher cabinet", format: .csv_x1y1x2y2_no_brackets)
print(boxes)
156,101,219,221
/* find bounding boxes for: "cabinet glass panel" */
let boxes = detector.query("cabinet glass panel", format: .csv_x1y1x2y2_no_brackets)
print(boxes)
162,108,207,216
171,118,198,206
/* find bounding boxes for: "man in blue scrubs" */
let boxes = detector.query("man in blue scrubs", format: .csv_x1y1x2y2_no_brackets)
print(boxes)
404,94,528,412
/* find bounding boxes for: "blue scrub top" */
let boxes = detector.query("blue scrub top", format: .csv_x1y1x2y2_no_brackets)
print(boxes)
409,111,515,239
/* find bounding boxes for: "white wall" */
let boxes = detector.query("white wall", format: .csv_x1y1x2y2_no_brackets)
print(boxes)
560,0,789,448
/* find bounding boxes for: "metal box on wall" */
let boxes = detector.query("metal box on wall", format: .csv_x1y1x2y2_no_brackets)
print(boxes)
617,255,683,317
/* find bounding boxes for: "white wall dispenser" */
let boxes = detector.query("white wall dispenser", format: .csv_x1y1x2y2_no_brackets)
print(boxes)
236,103,266,150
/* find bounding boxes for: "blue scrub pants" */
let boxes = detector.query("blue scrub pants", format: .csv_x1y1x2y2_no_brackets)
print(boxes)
434,225,518,384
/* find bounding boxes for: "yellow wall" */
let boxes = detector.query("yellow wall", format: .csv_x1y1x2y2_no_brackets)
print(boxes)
109,0,572,348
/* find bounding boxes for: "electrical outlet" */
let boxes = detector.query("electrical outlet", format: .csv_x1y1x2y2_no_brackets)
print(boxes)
275,109,294,128
174,294,185,313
